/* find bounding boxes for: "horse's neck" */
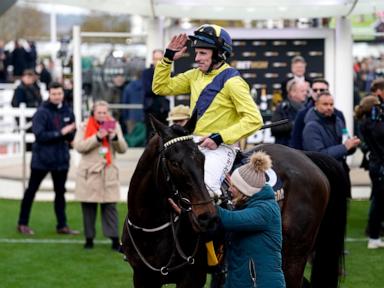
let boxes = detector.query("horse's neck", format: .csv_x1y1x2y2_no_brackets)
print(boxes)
128,144,170,224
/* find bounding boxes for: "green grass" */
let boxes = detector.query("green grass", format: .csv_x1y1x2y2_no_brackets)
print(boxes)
0,199,383,287
0,200,133,288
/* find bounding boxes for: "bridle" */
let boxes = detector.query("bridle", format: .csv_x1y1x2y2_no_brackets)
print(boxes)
126,134,213,275
159,135,214,212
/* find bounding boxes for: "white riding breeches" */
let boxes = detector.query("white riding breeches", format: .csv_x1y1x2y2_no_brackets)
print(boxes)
198,143,237,199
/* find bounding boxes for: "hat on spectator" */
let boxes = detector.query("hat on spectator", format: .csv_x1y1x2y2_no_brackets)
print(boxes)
355,95,380,120
167,105,190,121
231,151,272,197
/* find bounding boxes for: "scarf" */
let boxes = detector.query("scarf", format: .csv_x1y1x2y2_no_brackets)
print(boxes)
84,116,112,165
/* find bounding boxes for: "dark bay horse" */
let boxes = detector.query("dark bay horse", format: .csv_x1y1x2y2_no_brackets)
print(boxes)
121,115,218,287
121,115,348,288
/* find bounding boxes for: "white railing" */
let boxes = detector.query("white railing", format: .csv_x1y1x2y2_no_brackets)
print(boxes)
0,104,36,155
0,103,36,191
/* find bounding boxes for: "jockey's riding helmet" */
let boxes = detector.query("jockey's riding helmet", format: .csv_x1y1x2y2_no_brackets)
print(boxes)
189,24,233,63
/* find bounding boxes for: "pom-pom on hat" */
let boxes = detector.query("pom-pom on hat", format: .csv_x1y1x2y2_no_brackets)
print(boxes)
231,151,272,197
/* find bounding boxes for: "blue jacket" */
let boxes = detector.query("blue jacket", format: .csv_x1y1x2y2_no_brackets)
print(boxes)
290,99,346,150
142,65,169,115
217,185,285,288
31,101,75,171
122,79,144,122
302,108,347,161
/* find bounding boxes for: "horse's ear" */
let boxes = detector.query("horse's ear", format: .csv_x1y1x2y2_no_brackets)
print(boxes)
149,114,172,139
184,109,197,134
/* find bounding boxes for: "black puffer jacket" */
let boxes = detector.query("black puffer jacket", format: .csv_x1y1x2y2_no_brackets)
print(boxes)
359,113,384,172
31,101,75,171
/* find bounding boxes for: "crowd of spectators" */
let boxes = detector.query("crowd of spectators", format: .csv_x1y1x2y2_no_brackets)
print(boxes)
0,38,171,148
354,55,384,97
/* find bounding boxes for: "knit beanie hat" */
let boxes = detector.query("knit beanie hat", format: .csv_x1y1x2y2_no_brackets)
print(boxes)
230,151,272,197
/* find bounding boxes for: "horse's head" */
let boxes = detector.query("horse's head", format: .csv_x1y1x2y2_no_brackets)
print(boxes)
150,113,218,233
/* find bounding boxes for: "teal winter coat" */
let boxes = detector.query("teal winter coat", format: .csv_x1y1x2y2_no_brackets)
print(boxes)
217,184,285,288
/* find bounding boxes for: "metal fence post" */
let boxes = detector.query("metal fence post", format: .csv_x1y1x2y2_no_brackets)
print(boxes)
20,103,27,193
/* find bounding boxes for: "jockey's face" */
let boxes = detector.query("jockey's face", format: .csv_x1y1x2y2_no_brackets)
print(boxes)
195,48,213,73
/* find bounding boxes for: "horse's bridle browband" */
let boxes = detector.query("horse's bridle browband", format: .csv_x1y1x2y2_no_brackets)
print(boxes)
163,135,194,149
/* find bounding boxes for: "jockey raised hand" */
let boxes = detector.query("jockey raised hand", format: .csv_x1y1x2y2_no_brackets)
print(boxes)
153,24,263,199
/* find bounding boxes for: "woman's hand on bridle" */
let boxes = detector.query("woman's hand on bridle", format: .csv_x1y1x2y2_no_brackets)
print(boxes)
168,198,182,215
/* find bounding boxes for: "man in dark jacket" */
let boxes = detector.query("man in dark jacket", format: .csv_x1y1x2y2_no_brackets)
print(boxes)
271,79,307,146
11,69,42,108
355,94,384,248
11,40,28,79
17,82,79,235
12,69,43,151
302,91,360,197
290,78,346,149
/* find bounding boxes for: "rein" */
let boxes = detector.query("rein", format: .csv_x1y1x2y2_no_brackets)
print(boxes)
126,212,200,276
126,134,210,275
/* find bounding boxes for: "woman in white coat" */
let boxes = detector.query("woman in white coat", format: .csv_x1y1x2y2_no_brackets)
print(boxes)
74,100,128,249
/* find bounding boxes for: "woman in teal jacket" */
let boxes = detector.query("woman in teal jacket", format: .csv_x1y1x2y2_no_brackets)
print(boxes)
217,151,285,288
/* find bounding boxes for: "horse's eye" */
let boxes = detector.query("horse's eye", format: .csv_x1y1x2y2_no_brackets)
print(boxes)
170,161,179,168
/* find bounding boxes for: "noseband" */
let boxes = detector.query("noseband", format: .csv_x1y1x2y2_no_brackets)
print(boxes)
126,134,213,275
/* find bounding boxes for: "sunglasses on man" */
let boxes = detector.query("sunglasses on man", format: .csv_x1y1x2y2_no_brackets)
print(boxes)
312,88,328,93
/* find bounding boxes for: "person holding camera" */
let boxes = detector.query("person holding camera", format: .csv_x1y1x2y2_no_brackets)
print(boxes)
355,79,384,249
73,100,127,250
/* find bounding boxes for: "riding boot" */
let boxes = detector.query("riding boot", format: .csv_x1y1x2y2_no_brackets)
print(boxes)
111,237,120,251
84,238,94,249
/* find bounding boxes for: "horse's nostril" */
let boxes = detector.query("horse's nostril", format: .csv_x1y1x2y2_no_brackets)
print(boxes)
208,216,219,230
197,213,219,232
198,213,210,222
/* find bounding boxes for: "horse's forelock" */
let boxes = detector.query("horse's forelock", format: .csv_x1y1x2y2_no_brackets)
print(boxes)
170,124,190,137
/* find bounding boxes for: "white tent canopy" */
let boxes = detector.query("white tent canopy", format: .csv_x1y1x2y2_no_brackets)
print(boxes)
26,0,384,20
24,0,381,146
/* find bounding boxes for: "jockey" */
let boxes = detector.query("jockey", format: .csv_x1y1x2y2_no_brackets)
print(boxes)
153,24,263,200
